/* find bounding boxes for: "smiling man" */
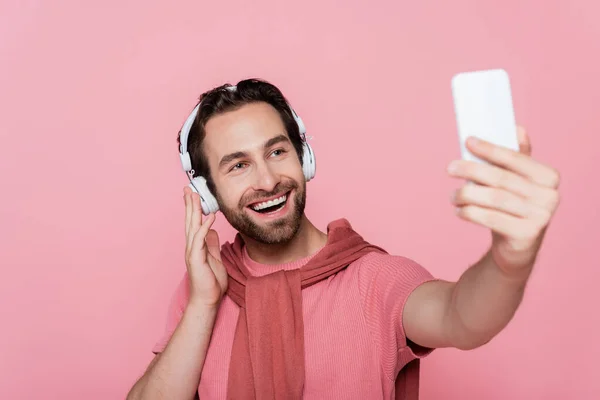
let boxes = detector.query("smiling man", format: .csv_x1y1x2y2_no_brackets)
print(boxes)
127,79,561,400
206,102,309,248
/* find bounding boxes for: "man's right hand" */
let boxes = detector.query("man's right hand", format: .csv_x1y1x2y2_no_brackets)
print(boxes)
126,188,226,400
184,186,228,308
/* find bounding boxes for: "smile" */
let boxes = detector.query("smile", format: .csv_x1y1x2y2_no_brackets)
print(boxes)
248,191,291,215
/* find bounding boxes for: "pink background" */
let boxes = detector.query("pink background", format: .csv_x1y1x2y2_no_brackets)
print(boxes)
1,1,598,399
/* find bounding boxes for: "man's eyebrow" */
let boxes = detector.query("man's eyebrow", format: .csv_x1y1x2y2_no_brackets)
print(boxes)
219,151,247,169
218,135,291,169
264,134,290,149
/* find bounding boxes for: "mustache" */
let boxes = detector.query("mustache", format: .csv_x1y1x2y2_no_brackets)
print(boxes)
240,181,299,207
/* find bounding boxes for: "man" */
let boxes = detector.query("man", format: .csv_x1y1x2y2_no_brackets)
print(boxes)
127,79,560,399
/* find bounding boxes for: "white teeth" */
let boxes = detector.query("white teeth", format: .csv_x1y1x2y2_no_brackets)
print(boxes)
252,195,287,211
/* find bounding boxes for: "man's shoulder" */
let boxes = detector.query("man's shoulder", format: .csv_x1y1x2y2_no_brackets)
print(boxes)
353,251,427,270
349,250,434,288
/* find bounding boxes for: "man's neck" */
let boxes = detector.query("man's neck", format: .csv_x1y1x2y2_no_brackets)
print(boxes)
241,215,328,265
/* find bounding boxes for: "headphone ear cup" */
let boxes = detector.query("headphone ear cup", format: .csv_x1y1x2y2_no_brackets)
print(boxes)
189,176,219,215
302,142,316,181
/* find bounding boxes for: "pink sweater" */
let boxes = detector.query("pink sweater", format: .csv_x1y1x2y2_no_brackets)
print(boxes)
153,248,435,399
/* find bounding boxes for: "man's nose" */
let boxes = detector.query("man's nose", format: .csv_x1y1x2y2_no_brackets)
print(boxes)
252,162,279,193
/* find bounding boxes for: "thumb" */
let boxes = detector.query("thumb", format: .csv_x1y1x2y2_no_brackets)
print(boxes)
206,229,222,262
517,126,532,155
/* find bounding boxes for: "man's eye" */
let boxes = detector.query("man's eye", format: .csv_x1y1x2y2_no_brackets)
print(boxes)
271,149,286,157
231,163,245,171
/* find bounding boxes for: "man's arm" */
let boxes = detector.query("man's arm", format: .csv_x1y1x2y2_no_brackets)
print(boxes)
404,128,560,351
403,249,530,350
127,301,218,400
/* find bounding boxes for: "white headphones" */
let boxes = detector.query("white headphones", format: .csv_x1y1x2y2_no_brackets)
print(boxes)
178,85,316,215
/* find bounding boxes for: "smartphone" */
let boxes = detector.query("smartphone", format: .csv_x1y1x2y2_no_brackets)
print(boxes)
451,68,520,163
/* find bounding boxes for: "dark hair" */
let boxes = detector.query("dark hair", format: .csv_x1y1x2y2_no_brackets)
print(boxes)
177,78,305,195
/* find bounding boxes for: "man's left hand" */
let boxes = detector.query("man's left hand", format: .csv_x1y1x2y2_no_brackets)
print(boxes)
447,127,561,278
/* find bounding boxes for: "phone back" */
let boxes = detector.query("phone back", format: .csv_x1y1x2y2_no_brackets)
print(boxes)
451,69,520,163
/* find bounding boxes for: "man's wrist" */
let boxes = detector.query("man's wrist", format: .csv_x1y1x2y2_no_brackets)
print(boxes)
486,249,533,288
184,298,220,326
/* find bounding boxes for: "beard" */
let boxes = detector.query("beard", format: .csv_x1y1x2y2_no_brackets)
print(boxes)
216,178,306,245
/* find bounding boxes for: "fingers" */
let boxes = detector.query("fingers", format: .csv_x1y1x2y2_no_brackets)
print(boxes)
184,187,192,237
455,206,541,247
452,184,531,218
184,187,207,256
187,190,203,251
188,213,216,266
517,126,532,155
463,136,559,189
207,250,229,293
448,160,535,198
206,229,222,262
448,127,560,258
447,160,560,211
452,183,554,225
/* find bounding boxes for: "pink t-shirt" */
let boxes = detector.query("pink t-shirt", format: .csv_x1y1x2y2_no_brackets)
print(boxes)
153,248,435,399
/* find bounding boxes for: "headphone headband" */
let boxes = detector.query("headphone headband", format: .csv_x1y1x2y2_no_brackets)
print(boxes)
178,103,199,170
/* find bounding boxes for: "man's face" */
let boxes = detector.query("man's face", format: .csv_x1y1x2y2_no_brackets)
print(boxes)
203,102,306,244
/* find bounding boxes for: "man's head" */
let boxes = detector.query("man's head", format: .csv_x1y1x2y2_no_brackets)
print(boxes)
179,78,308,244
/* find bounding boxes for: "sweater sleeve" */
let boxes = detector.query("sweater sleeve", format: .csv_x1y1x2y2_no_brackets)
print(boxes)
151,272,190,354
357,252,437,381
